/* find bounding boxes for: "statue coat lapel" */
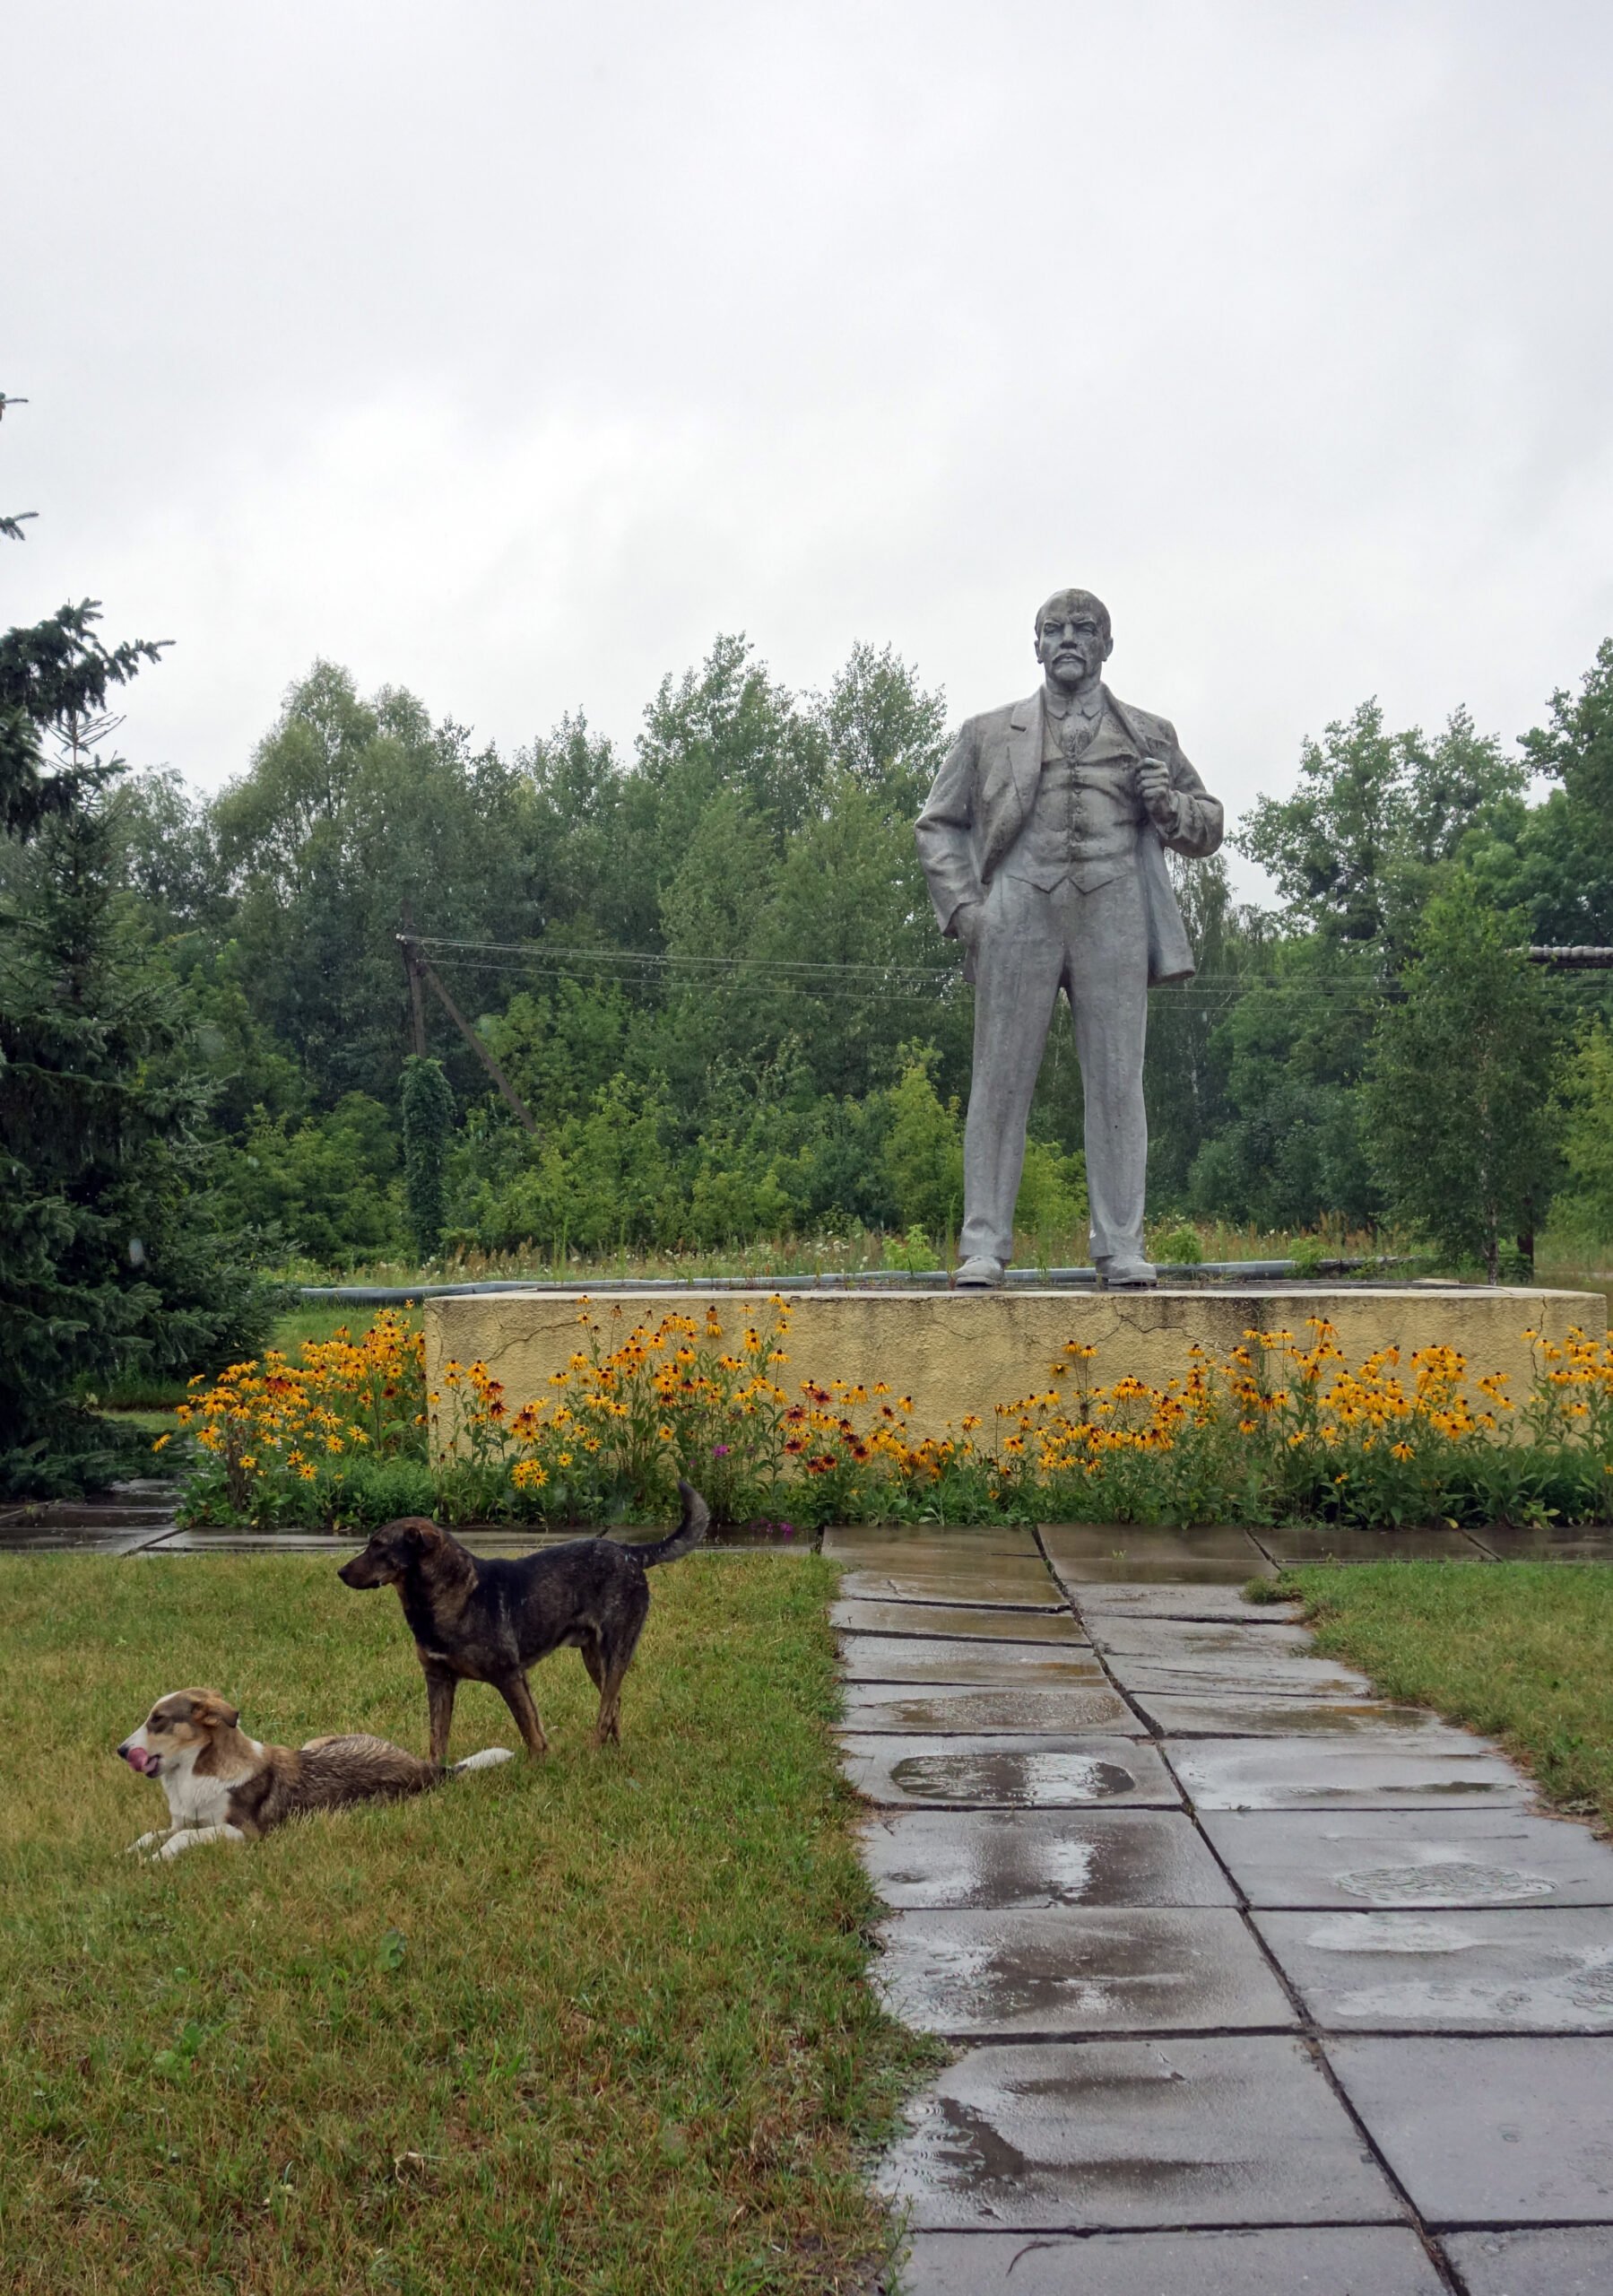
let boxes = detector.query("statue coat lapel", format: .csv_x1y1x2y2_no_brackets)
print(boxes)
982,692,1042,879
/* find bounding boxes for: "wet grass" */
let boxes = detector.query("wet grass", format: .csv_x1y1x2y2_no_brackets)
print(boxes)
0,1552,927,2295
1290,1560,1613,1827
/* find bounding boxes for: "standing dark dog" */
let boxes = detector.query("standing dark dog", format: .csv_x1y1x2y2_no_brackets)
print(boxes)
337,1481,709,1760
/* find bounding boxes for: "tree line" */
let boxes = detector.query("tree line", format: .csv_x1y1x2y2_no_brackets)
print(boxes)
5,462,1613,1484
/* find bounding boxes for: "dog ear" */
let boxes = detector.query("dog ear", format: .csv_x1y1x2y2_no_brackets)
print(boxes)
188,1690,241,1731
375,1516,438,1554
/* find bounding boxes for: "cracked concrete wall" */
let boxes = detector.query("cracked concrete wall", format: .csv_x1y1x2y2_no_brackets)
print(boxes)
423,1286,1606,1451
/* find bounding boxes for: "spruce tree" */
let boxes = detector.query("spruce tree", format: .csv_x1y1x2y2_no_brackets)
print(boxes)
1,403,273,1491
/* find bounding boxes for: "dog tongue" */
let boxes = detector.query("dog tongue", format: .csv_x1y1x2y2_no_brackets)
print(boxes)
125,1746,152,1772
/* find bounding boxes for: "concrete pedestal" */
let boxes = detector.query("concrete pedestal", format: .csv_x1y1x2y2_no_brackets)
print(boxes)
423,1285,1604,1448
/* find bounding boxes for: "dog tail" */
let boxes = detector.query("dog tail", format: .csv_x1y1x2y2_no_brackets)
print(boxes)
449,1747,516,1774
637,1479,710,1568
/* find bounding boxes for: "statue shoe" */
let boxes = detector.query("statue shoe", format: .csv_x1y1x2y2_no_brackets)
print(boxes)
955,1255,1006,1289
1101,1258,1158,1291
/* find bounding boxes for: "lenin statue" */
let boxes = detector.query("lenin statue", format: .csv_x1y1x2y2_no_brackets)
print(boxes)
915,589,1224,1290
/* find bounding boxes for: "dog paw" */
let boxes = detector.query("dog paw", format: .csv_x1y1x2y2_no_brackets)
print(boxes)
126,1831,168,1856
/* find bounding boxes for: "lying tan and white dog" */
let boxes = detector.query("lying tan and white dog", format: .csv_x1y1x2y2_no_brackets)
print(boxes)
117,1687,513,1860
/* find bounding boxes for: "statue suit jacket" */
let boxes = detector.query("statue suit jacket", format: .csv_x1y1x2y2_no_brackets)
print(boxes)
914,685,1224,986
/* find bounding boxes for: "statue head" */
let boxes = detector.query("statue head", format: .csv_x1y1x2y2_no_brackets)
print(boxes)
1034,587,1113,695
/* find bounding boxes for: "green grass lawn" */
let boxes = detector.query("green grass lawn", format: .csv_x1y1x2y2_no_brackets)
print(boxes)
1291,1561,1613,1827
0,1552,926,2295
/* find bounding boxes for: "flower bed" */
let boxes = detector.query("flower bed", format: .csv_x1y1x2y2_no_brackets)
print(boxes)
166,1303,1613,1533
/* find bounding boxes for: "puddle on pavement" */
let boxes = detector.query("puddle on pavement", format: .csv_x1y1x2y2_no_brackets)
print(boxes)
874,1908,1292,2034
1336,1859,1558,1906
862,1808,1236,1912
889,1750,1141,1805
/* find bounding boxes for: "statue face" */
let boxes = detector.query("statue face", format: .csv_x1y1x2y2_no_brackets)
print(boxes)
1035,597,1112,693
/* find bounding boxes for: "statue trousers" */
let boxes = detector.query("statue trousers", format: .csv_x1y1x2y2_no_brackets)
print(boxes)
960,866,1149,1269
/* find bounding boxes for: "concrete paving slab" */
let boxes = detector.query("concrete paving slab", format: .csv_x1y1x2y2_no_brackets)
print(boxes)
1325,2036,1613,2224
898,2227,1448,2295
835,1564,1063,1608
1254,1907,1613,2032
841,1735,1180,1810
1258,1523,1485,1563
1072,1582,1303,1623
2,1500,176,1528
1466,1525,1613,1562
1092,1618,1375,1700
1442,2227,1613,2293
838,1637,1106,1687
831,1599,1085,1644
1041,1522,1271,1564
1168,1735,1534,1811
875,2034,1402,2229
1130,1692,1472,1739
860,1809,1236,1910
1095,1615,1316,1654
1201,1809,1613,1909
0,1524,176,1555
140,1532,363,1552
820,1526,1038,1561
840,1682,1141,1735
873,1907,1296,2036
1042,1524,1275,1584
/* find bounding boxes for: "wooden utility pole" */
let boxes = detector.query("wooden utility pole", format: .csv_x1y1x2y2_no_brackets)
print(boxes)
395,930,540,1136
399,901,428,1057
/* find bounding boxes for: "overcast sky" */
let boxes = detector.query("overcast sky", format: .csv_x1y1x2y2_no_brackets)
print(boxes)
8,0,1613,854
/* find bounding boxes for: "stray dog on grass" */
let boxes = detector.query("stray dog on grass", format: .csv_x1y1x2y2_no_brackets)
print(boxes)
117,1688,514,1859
336,1479,710,1761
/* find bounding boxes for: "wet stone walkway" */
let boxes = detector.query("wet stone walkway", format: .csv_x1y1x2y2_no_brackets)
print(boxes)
830,1522,1613,2296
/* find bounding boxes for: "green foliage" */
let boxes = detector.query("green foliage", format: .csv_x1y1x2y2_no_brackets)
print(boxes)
211,663,535,1107
1015,1138,1089,1253
1240,700,1524,949
1187,938,1382,1231
15,600,1613,1293
1364,883,1562,1280
0,425,276,1487
400,1055,454,1260
0,600,167,841
213,1094,403,1268
1552,1021,1613,1246
1151,1219,1203,1265
1501,639,1613,947
880,1048,963,1238
1,785,275,1491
